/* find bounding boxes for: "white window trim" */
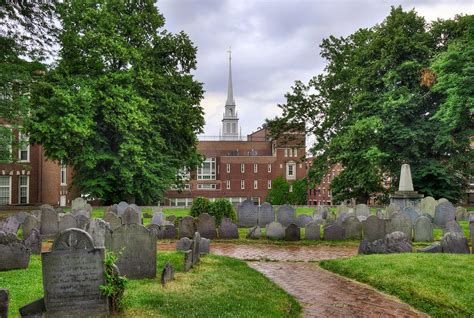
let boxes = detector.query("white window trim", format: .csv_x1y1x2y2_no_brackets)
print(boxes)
241,163,245,173
226,163,230,173
286,162,296,180
18,132,30,163
60,164,67,186
18,175,29,204
253,180,258,189
293,148,298,157
267,180,272,189
226,180,231,190
267,164,272,173
253,163,258,173
240,180,245,189
284,148,288,157
197,183,217,190
197,157,216,180
0,176,12,205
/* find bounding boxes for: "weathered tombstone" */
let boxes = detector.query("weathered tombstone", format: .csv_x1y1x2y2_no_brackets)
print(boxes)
413,216,433,242
1,216,20,234
147,224,177,239
246,225,261,239
417,244,442,253
105,224,157,279
359,231,412,254
0,232,30,271
40,207,59,237
86,219,110,248
166,215,177,224
385,203,401,218
401,207,419,223
434,202,456,227
151,211,166,225
443,221,463,235
388,213,413,240
71,197,92,218
19,298,46,317
355,204,370,217
196,213,217,239
470,223,474,252
191,232,201,265
469,212,474,223
0,289,8,318
237,200,258,227
437,198,449,205
419,196,436,217
74,214,90,230
277,204,296,227
105,204,118,215
129,204,142,218
58,214,78,232
161,262,174,286
116,201,129,216
266,222,285,240
178,216,195,238
336,212,348,225
285,224,300,241
455,207,468,221
176,237,193,251
24,228,42,255
104,212,121,231
362,215,386,241
121,207,140,225
323,224,345,240
441,232,469,254
335,204,348,217
218,218,239,239
342,216,362,240
41,229,109,316
184,250,193,272
22,215,39,239
314,205,330,219
304,222,320,240
296,214,313,228
258,202,274,227
200,237,210,255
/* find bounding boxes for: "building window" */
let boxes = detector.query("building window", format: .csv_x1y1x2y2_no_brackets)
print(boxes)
240,180,245,189
253,180,258,189
253,163,258,173
19,175,28,204
289,148,293,157
267,180,272,189
60,164,67,186
197,157,216,180
267,164,272,173
226,163,230,173
226,180,231,190
18,132,30,162
293,148,298,157
289,184,293,192
284,148,288,157
241,163,245,173
286,163,296,180
197,184,217,190
0,176,11,205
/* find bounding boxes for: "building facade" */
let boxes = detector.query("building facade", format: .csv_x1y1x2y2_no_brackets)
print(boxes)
306,162,343,206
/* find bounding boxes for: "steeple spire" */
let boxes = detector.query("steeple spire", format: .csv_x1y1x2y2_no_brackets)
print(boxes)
226,47,235,106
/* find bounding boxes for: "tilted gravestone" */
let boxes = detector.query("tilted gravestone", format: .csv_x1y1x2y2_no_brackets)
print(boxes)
455,207,468,222
178,216,195,238
443,221,463,235
22,215,39,239
40,207,59,237
184,250,193,272
191,232,201,266
434,202,456,227
218,218,239,239
441,232,470,254
176,237,193,251
104,212,121,230
246,225,261,239
296,214,313,228
0,232,30,271
1,216,20,234
40,229,109,317
305,222,320,240
86,219,110,248
323,224,345,240
105,224,157,279
359,231,412,255
196,213,217,239
342,216,362,240
285,224,300,241
151,211,166,225
24,228,42,254
413,216,433,242
388,213,413,240
58,214,78,232
161,262,174,286
355,204,370,217
0,289,8,318
277,205,296,227
362,215,386,242
401,207,420,223
74,214,90,230
121,207,141,225
237,200,258,227
419,196,436,217
266,222,285,240
116,201,129,217
258,202,274,227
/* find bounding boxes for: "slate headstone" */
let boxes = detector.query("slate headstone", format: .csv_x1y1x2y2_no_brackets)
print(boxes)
437,198,449,205
191,232,201,265
277,204,296,227
196,213,217,239
74,214,90,230
179,216,195,239
417,244,442,253
443,221,463,235
285,223,300,241
342,216,362,240
121,207,140,225
304,222,320,240
151,211,166,225
147,224,177,239
116,201,129,217
314,205,329,219
258,202,274,227
419,196,436,217
296,214,313,228
218,218,239,239
161,262,174,286
441,232,469,254
58,214,77,232
184,250,193,272
434,202,456,227
1,216,20,234
335,204,348,217
176,237,193,251
24,228,41,255
388,213,413,240
246,225,261,239
323,224,345,240
22,215,39,239
401,207,419,223
200,237,210,255
71,197,92,218
413,216,433,242
40,207,59,237
455,207,468,221
19,298,46,317
385,203,401,218
266,222,285,240
86,219,110,248
0,232,30,271
237,200,258,227
363,215,386,241
0,289,8,318
104,212,121,230
355,204,370,217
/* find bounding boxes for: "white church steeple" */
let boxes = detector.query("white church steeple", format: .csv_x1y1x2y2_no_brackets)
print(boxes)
221,47,240,140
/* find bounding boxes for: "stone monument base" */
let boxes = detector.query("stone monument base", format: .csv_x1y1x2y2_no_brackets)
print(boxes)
390,191,424,210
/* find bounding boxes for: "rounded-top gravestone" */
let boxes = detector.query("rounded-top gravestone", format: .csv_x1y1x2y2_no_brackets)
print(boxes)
342,216,362,240
388,213,413,240
434,202,456,227
285,224,300,241
196,213,217,239
237,200,258,227
355,204,370,217
218,218,239,239
266,222,284,240
419,196,436,217
179,216,195,238
277,205,296,227
413,216,433,242
305,222,320,240
258,202,274,227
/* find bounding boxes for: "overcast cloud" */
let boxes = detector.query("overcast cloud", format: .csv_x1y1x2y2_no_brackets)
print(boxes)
158,0,474,138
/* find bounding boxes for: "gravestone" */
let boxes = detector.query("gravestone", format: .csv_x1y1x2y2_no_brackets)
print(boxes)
24,228,42,254
434,202,456,227
104,212,121,230
237,200,258,227
161,263,174,286
438,198,449,205
469,212,474,223
258,202,274,227
385,203,401,218
121,207,140,225
184,250,193,272
200,237,210,255
1,216,20,234
178,216,195,238
362,215,386,241
116,201,129,217
304,222,320,240
441,232,469,254
191,232,201,266
176,237,193,251
417,244,442,253
15,211,29,224
41,229,109,317
470,223,474,252
336,212,348,226
0,289,7,318
74,214,90,230
147,224,177,239
58,214,77,232
277,205,296,227
355,204,370,217
246,225,261,239
335,204,348,217
419,196,436,217
166,215,177,224
296,214,313,228
152,211,166,225
40,207,59,237
413,216,433,242
455,207,468,221
0,232,30,271
266,222,285,240
443,221,462,235
86,219,110,248
323,224,345,240
218,218,239,239
401,207,419,223
285,224,300,241
196,213,217,239
71,197,92,218
342,216,362,240
359,231,412,254
105,224,157,279
22,215,39,239
129,204,142,219
388,213,413,240
105,204,118,215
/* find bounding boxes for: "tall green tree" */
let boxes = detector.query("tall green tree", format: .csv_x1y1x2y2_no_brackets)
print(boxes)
288,178,308,205
266,176,290,205
26,1,205,204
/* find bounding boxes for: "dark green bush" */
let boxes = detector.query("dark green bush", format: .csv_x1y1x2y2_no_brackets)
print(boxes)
190,196,211,218
100,252,128,313
210,198,236,225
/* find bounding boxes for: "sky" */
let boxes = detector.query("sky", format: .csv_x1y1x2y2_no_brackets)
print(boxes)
158,0,474,138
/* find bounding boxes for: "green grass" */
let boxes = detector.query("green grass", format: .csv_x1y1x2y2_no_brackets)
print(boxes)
320,253,474,317
0,252,301,318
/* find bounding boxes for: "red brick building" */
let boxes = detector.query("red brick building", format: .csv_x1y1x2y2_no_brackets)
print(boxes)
306,160,342,206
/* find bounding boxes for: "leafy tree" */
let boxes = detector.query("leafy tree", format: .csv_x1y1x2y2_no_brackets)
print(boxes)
26,1,205,204
288,178,308,205
209,198,236,225
266,176,289,205
190,197,211,218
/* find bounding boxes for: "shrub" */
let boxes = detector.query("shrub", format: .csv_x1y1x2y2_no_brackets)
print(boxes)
210,198,236,225
266,176,289,205
190,196,211,218
100,252,128,313
288,178,308,205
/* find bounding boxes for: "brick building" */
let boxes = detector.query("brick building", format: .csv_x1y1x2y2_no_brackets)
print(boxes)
306,161,343,206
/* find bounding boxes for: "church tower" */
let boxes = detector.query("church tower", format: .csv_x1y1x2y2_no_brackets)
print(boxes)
221,48,240,140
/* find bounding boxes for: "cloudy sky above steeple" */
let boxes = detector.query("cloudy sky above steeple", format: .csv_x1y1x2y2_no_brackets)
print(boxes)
159,0,473,138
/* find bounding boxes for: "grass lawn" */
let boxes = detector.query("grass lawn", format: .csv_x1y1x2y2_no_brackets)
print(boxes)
320,253,474,317
0,252,300,318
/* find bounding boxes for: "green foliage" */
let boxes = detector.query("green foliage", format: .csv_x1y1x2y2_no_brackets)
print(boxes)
209,198,236,225
100,252,128,313
190,197,211,218
266,176,290,205
288,178,308,205
25,0,204,204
